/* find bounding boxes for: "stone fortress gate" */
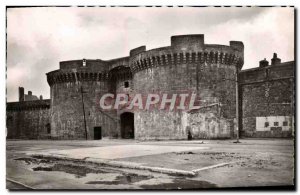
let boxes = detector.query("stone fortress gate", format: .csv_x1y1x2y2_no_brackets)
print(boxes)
45,34,244,140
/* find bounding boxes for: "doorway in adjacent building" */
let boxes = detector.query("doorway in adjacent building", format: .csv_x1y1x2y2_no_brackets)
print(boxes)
120,112,134,139
94,126,102,140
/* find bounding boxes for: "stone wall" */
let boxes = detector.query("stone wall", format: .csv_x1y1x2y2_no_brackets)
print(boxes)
239,60,294,138
6,100,50,139
46,58,131,140
134,110,185,140
130,34,244,140
182,104,233,139
49,80,119,139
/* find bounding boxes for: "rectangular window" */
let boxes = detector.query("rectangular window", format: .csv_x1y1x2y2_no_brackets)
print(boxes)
46,123,51,134
124,81,129,88
283,121,288,126
274,122,279,126
264,122,269,128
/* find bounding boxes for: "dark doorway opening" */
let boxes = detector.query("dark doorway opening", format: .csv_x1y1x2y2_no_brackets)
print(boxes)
120,112,134,139
124,81,129,88
46,123,51,134
94,126,102,140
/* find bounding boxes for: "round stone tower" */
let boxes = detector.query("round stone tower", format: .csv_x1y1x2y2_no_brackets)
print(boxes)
46,58,130,139
129,34,244,139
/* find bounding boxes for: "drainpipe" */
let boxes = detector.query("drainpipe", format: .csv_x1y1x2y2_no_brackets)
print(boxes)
218,102,221,136
234,65,241,143
80,85,88,140
73,68,88,140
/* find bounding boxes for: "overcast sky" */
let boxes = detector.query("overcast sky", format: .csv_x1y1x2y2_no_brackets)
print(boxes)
7,7,294,102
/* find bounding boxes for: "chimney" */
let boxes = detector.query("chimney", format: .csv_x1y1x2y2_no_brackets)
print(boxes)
271,53,281,65
259,58,269,68
18,87,24,102
28,91,32,96
40,95,43,100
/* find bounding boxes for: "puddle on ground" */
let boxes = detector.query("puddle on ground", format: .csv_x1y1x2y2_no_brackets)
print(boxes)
32,163,153,184
15,156,153,184
32,164,109,178
176,151,196,155
86,173,153,185
140,178,217,189
13,156,218,189
14,157,51,165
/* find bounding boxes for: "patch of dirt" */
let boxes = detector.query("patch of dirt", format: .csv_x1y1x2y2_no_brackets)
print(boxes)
86,173,153,185
173,151,282,169
140,178,217,189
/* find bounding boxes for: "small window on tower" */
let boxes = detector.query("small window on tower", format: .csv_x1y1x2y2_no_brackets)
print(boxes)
264,122,269,128
283,121,288,126
124,81,129,88
274,122,279,126
46,123,51,134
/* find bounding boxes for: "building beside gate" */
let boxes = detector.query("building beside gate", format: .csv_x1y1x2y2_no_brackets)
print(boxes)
6,88,51,139
239,53,294,138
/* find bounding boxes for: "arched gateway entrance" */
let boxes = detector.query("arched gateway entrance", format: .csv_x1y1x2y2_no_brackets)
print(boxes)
120,112,134,139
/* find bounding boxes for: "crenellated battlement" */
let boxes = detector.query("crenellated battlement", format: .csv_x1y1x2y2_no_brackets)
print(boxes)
48,34,243,85
129,34,244,74
7,99,50,111
171,34,205,50
130,50,243,74
48,57,130,86
46,69,110,86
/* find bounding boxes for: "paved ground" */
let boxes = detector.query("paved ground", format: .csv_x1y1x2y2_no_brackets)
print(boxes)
27,144,208,159
6,139,295,190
